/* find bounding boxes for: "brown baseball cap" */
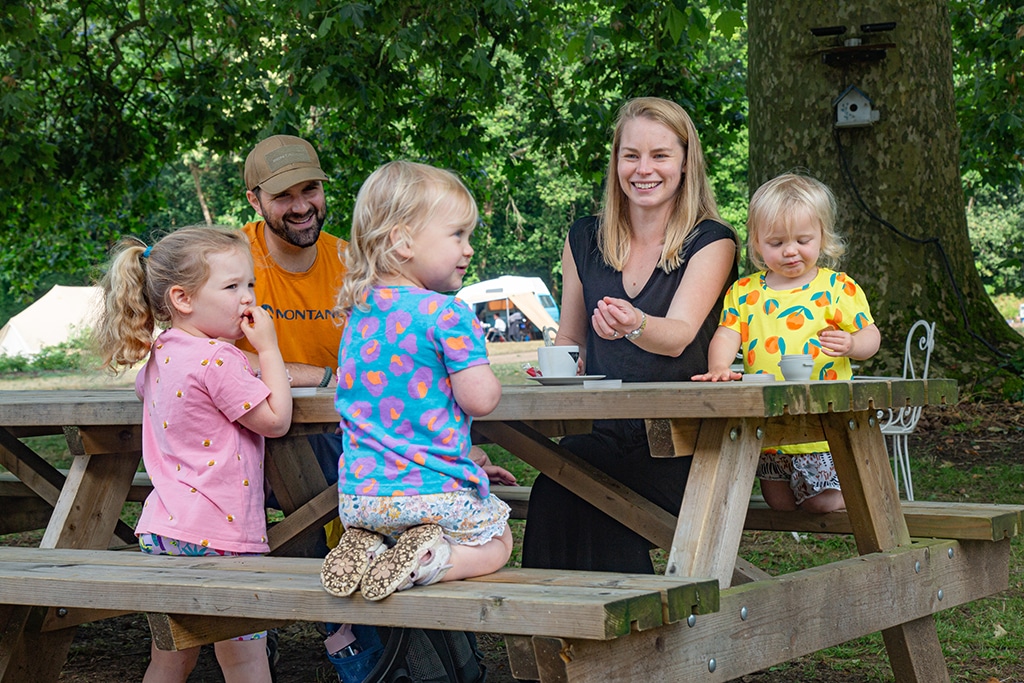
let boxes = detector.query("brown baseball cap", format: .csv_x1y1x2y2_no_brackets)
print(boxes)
244,135,329,195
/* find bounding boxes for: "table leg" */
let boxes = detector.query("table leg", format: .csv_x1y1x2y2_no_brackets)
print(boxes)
0,427,142,683
264,434,331,557
665,417,764,589
822,410,950,683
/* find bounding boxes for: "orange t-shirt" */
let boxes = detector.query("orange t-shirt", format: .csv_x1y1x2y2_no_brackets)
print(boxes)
236,221,348,369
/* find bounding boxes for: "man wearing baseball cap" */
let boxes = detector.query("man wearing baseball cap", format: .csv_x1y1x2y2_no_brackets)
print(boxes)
238,134,345,388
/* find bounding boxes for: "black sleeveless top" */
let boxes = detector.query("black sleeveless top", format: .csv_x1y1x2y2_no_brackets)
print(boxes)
568,215,738,382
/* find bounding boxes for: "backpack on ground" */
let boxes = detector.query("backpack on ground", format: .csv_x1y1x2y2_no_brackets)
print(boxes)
365,627,487,683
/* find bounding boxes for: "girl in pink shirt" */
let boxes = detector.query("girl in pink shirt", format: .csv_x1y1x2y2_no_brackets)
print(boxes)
94,226,292,683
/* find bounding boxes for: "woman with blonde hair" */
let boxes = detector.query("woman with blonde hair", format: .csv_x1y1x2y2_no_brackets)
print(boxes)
522,97,739,572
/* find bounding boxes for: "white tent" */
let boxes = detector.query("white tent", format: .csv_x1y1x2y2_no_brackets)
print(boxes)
456,276,559,336
0,285,102,357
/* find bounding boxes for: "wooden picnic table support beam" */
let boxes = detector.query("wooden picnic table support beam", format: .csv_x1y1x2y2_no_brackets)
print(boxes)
471,420,678,550
1,425,142,683
823,410,949,683
523,538,1008,682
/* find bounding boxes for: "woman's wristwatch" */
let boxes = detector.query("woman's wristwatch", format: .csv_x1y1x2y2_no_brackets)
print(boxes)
625,309,647,341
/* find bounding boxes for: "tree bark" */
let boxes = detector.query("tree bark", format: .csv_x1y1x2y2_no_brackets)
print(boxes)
189,162,213,226
748,0,1021,383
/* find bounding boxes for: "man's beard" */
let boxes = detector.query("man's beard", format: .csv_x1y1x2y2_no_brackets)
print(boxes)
263,203,326,248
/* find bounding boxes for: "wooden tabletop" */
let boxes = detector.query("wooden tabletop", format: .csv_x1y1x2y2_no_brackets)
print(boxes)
0,378,956,427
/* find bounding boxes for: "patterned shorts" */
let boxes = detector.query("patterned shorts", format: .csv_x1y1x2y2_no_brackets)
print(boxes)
338,490,511,546
756,449,841,505
138,533,266,641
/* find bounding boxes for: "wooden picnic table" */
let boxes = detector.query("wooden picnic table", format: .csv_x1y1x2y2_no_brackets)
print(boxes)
0,378,1014,682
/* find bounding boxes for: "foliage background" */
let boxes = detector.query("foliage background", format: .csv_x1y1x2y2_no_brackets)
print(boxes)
1,1,1022,365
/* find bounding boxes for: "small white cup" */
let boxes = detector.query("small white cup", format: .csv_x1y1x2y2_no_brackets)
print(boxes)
537,345,580,377
778,354,814,381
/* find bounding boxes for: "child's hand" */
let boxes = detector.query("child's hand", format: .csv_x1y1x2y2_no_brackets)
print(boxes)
818,328,853,357
691,367,743,382
469,446,518,486
240,305,279,353
482,464,518,486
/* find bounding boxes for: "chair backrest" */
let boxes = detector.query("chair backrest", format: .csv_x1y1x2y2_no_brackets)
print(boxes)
900,320,936,380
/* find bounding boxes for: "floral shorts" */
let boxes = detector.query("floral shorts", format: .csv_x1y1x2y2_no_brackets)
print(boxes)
338,490,511,546
756,449,841,505
138,533,265,641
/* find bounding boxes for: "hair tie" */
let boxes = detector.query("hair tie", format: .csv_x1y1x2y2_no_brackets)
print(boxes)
142,246,153,258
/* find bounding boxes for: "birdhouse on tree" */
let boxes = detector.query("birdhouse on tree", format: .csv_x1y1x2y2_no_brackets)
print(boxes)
833,85,880,128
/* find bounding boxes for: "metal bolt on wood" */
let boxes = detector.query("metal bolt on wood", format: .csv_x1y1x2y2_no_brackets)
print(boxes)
755,427,764,440
948,547,955,559
915,561,921,573
848,419,857,430
869,416,876,428
729,428,738,441
708,658,717,673
57,608,68,617
687,614,697,627
740,606,748,620
938,589,944,601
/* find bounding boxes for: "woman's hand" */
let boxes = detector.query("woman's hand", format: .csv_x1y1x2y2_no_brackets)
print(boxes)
592,296,642,340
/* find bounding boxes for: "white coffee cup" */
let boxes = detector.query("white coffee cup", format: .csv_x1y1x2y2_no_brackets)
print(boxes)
778,354,814,381
537,345,580,377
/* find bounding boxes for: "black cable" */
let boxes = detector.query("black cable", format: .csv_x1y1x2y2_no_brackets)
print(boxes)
833,127,1008,358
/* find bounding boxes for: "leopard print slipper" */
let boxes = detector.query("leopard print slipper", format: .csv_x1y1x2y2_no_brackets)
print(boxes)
320,527,388,597
359,524,452,601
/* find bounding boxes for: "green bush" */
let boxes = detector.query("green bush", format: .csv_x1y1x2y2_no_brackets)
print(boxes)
0,330,95,376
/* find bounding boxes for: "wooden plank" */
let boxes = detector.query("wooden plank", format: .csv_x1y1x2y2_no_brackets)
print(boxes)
263,434,330,558
644,418,698,458
0,552,672,641
530,539,1006,682
0,382,960,428
0,497,52,535
808,381,850,415
267,484,338,556
504,634,541,681
147,614,293,651
823,410,947,683
851,378,891,411
1,470,166,504
491,484,530,519
745,497,1024,541
465,568,719,624
731,556,772,586
924,378,957,406
471,421,677,550
760,413,825,447
0,427,65,506
40,450,141,549
665,417,764,589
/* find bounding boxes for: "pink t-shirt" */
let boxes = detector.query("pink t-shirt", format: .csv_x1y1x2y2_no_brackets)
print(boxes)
135,328,271,553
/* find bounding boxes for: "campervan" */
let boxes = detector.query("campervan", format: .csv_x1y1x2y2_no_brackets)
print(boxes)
456,276,559,341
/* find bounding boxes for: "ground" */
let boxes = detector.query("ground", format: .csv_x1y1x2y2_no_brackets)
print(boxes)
35,400,1024,681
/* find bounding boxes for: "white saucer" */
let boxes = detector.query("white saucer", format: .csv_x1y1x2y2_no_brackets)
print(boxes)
527,375,606,386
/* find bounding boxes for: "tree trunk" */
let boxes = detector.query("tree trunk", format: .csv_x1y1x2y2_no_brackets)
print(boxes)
748,0,1021,385
189,162,214,226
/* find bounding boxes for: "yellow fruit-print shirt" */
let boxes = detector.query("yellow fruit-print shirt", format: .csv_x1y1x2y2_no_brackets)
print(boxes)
720,268,875,454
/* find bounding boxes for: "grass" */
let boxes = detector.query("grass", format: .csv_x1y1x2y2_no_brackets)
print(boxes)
4,345,1024,680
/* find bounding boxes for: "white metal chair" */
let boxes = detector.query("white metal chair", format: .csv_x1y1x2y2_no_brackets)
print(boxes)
878,320,937,501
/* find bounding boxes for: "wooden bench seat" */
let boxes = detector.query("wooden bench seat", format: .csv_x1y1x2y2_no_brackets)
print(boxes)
0,547,718,649
6,477,1021,544
744,495,1024,541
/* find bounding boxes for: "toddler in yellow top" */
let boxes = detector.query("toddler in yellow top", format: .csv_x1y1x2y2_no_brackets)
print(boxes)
693,173,881,513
